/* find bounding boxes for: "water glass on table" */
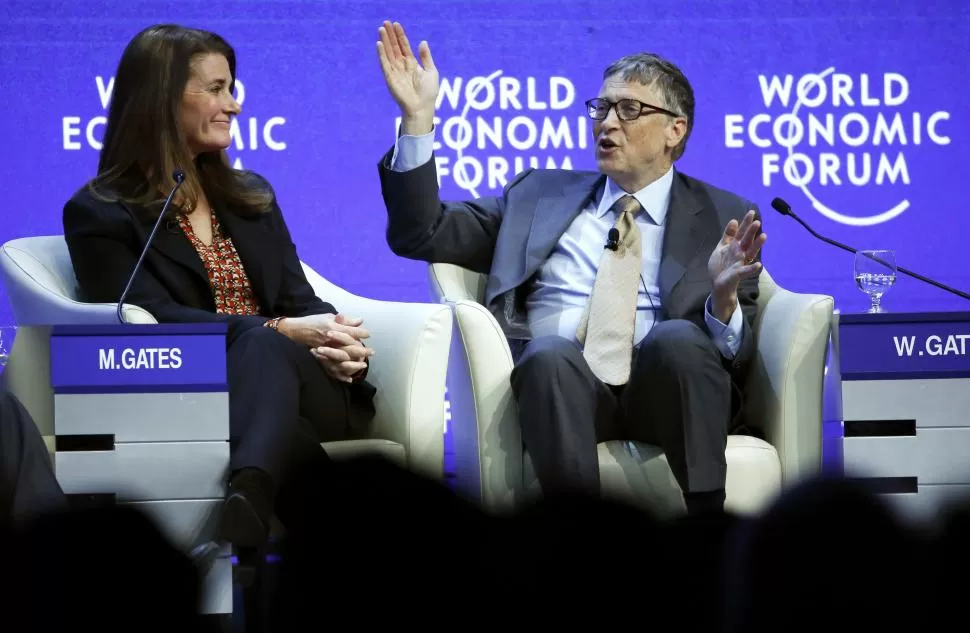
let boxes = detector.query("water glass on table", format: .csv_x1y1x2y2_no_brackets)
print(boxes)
854,249,897,313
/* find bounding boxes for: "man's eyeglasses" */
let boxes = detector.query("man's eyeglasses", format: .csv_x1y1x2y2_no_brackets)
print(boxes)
585,98,683,122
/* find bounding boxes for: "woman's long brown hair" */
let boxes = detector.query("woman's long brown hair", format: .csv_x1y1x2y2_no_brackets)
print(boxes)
90,24,273,216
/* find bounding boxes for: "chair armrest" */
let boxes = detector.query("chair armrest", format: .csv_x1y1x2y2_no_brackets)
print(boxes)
429,263,486,303
2,277,156,325
426,264,522,510
0,243,157,326
301,265,452,481
446,299,521,512
744,287,834,485
25,301,157,325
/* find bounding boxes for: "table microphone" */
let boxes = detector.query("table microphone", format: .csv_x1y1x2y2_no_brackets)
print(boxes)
116,169,186,323
770,196,970,301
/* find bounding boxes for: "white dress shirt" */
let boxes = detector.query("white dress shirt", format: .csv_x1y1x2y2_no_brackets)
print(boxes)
391,130,744,358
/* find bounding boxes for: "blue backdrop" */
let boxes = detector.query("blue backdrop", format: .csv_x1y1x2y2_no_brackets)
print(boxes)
0,0,967,321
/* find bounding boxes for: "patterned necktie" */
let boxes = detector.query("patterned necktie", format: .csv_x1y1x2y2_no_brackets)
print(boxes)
576,194,643,385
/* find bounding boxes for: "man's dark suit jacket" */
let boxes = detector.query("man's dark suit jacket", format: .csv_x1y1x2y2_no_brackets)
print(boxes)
378,150,763,391
62,171,375,405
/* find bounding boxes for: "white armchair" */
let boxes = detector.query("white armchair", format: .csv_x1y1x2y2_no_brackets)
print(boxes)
429,263,834,516
0,235,453,480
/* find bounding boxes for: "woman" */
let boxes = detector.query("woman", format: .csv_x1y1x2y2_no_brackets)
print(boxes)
62,24,376,548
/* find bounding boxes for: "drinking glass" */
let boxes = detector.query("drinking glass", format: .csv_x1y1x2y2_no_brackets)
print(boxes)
854,250,897,313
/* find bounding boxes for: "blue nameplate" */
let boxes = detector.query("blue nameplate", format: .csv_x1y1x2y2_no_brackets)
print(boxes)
839,312,970,380
50,323,228,393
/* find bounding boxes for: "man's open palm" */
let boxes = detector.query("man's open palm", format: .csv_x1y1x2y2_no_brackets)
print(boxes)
376,21,439,116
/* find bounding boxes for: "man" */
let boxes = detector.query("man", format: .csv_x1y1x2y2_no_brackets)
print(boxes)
375,21,767,514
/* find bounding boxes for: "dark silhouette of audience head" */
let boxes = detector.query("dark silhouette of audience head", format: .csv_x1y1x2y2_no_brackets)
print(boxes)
4,504,208,632
721,475,927,633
